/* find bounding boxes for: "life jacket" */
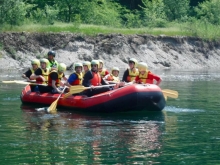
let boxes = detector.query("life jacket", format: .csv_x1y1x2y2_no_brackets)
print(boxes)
90,72,101,86
70,72,83,85
48,60,59,68
30,68,36,80
48,70,60,87
99,68,108,78
127,68,139,82
106,74,120,83
36,68,49,84
138,71,153,84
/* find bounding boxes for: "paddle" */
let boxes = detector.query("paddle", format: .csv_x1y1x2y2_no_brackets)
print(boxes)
2,80,47,86
47,86,67,113
162,89,178,99
64,84,116,98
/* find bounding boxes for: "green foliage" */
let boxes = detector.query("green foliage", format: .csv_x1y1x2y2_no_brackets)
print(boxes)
0,0,27,26
194,0,220,25
163,0,190,21
29,5,58,24
140,0,167,27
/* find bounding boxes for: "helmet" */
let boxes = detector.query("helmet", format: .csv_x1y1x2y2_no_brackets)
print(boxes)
58,63,66,72
48,50,56,57
83,61,91,70
74,63,83,68
40,58,49,65
99,59,104,65
91,60,99,67
31,59,40,67
129,58,138,67
138,62,148,72
111,67,120,73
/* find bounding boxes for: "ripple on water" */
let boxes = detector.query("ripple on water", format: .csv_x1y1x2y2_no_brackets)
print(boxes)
164,106,205,113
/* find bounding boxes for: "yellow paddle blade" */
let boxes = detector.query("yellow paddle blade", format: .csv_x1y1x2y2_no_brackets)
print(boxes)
47,99,58,113
162,89,178,99
2,80,16,83
162,89,178,96
64,88,88,98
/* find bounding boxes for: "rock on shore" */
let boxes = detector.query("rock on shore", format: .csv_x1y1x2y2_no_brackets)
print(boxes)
0,32,220,70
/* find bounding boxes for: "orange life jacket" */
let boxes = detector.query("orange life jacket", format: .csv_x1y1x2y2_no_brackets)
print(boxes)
90,72,101,86
126,68,139,82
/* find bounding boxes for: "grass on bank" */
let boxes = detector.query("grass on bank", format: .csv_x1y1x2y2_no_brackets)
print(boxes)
1,21,220,40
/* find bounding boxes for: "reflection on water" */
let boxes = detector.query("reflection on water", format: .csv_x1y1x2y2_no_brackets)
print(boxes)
20,105,165,164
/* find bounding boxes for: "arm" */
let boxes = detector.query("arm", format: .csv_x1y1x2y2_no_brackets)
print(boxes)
30,69,45,82
82,71,93,87
122,69,129,82
22,70,32,81
65,73,77,87
148,72,162,85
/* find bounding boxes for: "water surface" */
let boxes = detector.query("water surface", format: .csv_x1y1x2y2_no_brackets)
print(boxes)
0,69,220,164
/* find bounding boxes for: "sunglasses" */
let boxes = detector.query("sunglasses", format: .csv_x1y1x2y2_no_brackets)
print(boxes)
91,64,98,67
129,61,134,64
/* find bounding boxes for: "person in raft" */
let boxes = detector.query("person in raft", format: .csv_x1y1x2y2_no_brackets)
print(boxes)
82,61,91,77
103,67,120,83
30,58,50,85
22,59,40,92
36,63,67,93
82,60,111,97
47,50,59,68
135,62,162,85
65,63,83,87
98,59,109,78
122,58,139,82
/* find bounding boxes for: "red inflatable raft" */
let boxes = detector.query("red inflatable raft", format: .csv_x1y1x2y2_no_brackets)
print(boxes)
21,84,166,112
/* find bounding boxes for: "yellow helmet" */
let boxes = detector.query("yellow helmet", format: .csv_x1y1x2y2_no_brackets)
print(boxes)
58,63,66,72
40,58,49,65
83,61,91,70
138,62,148,72
31,59,40,67
129,58,138,67
111,67,120,73
91,60,99,67
99,59,104,65
74,62,83,68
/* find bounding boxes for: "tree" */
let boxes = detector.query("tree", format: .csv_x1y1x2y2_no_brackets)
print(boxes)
140,0,167,27
194,0,220,25
163,0,190,21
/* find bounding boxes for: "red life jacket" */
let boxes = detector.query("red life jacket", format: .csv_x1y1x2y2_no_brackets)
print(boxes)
90,72,101,86
47,70,60,87
137,71,153,84
36,68,49,84
70,72,83,85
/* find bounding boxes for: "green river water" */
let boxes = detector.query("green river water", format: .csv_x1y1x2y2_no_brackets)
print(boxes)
0,69,220,164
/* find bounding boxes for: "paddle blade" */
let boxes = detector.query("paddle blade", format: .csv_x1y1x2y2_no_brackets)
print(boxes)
47,99,58,113
162,89,178,99
64,88,87,98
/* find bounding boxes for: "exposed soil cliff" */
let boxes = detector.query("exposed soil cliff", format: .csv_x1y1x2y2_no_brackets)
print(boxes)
0,32,220,70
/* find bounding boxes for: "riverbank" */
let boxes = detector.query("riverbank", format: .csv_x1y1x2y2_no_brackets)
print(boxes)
0,32,220,70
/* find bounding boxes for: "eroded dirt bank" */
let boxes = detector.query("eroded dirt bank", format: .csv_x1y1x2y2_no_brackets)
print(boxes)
0,32,220,70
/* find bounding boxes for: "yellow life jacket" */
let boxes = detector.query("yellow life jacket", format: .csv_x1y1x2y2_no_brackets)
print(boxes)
106,74,120,83
70,72,83,85
99,68,107,78
127,68,139,82
138,71,153,84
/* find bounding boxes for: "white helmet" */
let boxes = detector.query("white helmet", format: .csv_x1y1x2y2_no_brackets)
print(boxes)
138,62,148,72
129,58,138,67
